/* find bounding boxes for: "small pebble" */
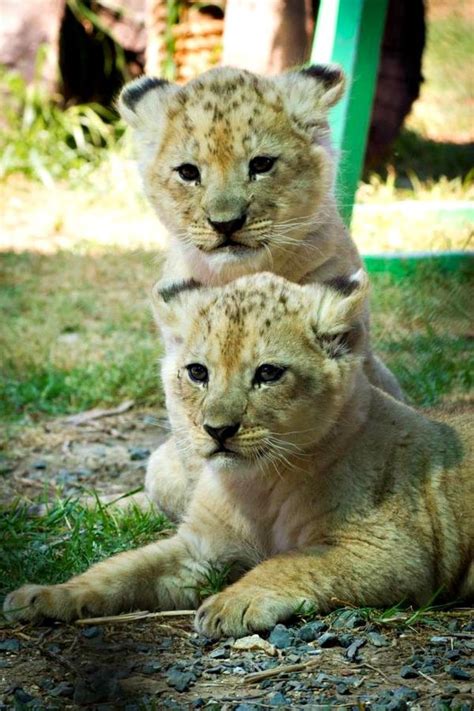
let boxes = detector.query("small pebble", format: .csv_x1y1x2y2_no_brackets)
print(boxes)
267,691,288,706
447,666,471,681
400,665,418,679
367,631,389,647
333,610,365,629
32,460,47,470
209,646,228,659
13,688,35,704
268,624,293,649
142,660,161,674
430,636,449,645
297,620,328,642
50,681,74,698
129,447,151,461
317,632,340,647
0,639,20,652
346,637,366,661
392,687,419,702
166,669,196,692
81,626,101,639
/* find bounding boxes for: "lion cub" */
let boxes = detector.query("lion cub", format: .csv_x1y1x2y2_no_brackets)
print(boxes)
5,274,472,633
118,64,400,399
118,64,403,516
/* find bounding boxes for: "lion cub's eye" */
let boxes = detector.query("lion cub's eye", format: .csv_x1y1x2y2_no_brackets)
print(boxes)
254,364,286,385
186,363,208,383
249,156,277,178
175,164,200,183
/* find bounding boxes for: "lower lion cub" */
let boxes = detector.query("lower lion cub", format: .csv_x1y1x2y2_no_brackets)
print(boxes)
5,274,473,634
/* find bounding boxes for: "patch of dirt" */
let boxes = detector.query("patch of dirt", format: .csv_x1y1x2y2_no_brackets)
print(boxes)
0,611,473,708
0,407,169,505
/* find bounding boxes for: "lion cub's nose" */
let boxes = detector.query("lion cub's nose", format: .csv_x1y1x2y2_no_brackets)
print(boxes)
208,214,247,237
204,423,240,443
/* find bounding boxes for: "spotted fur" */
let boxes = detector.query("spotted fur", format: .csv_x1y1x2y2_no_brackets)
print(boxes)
6,274,473,631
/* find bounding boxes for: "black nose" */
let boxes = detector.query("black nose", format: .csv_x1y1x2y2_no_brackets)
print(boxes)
208,214,247,237
204,422,240,443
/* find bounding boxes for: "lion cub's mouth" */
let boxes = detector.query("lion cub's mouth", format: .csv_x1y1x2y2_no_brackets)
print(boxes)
200,238,264,254
209,445,240,458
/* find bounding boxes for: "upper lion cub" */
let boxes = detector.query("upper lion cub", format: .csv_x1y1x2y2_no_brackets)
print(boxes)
118,64,401,401
5,273,472,634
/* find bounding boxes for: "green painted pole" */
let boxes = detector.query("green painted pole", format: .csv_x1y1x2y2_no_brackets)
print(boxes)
310,0,388,224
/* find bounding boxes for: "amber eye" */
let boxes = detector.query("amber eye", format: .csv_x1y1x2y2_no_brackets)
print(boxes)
176,164,200,182
249,156,277,177
186,363,208,383
254,364,286,385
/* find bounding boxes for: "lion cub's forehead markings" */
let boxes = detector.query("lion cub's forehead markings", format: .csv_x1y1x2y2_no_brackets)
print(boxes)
164,71,285,167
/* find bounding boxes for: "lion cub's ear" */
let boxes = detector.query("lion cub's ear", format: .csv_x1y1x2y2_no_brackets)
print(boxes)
275,64,345,138
309,269,369,359
117,76,179,131
151,279,202,346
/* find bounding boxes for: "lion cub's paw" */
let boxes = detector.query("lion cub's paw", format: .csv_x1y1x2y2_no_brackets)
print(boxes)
3,584,104,624
195,585,297,638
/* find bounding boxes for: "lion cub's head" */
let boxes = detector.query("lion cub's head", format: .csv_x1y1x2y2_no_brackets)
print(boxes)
119,66,344,278
152,271,368,474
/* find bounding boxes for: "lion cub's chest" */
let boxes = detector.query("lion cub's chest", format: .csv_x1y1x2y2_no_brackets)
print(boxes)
235,480,330,557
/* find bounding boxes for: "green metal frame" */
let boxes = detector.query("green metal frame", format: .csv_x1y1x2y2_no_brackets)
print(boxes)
311,0,389,224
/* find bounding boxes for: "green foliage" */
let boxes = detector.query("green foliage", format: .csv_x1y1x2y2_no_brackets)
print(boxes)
0,498,172,601
0,62,123,185
0,250,162,422
193,563,233,600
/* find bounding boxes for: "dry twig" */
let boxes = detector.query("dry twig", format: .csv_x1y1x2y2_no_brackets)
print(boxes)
75,609,195,626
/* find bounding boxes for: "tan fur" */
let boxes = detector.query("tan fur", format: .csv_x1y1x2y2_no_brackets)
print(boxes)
5,274,472,634
117,65,402,517
117,65,400,395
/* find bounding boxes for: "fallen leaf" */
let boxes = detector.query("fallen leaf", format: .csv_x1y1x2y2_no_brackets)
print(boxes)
232,634,277,656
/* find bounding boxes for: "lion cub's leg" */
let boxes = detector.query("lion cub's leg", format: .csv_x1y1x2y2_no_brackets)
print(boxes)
144,436,200,522
4,530,209,623
365,352,404,401
196,533,431,638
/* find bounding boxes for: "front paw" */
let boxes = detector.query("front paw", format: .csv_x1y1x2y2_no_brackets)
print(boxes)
195,585,297,638
3,583,105,624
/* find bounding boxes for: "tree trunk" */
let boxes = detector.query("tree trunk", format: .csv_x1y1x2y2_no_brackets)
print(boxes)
222,0,314,75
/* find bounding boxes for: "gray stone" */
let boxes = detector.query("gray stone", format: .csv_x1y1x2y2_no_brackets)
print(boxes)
268,624,293,649
129,447,151,461
268,692,288,706
32,460,47,469
142,660,161,674
346,637,366,661
297,621,327,642
0,639,20,652
447,666,470,681
367,631,389,647
400,665,418,679
166,668,196,692
50,682,74,698
317,632,340,647
81,626,101,639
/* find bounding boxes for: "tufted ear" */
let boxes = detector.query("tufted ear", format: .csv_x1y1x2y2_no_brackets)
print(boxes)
308,269,369,359
151,279,202,346
274,64,345,137
117,76,179,131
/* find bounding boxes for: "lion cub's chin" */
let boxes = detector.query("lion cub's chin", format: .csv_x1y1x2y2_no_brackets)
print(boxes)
205,452,257,476
203,244,268,278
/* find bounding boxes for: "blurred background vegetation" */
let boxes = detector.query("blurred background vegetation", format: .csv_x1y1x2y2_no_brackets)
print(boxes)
0,0,472,425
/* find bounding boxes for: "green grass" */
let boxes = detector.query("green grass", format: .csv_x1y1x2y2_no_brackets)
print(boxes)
0,250,163,421
0,498,172,602
1,252,471,423
0,65,123,186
